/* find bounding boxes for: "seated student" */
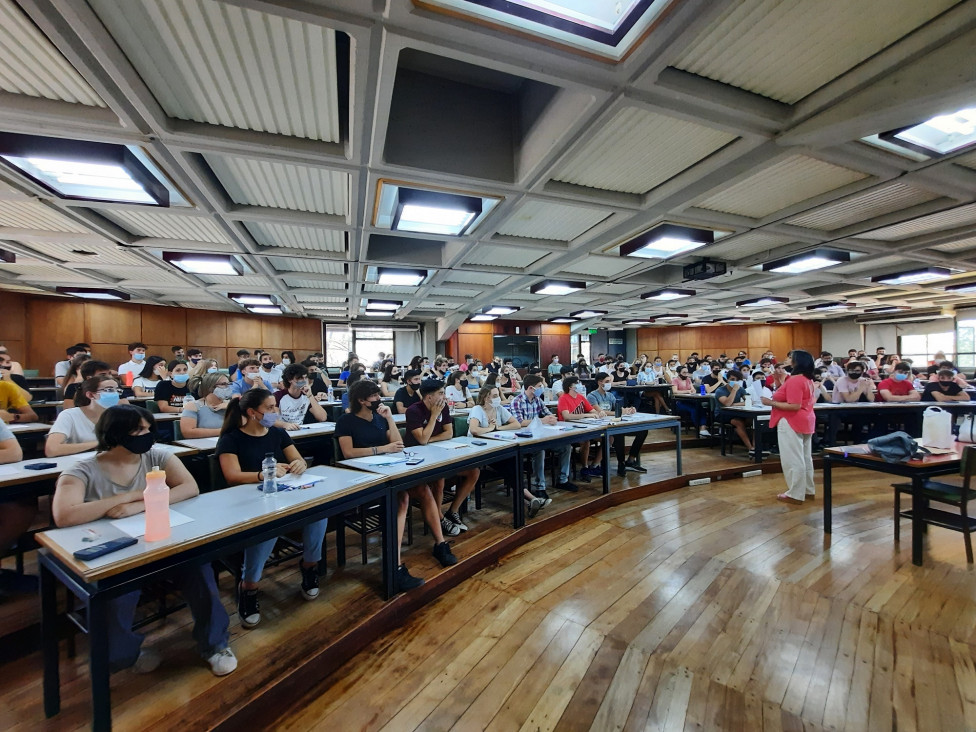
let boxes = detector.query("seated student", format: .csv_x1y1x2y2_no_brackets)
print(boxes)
340,370,364,412
258,352,283,391
672,365,710,438
878,362,920,403
53,405,237,676
0,351,32,401
467,386,547,517
180,373,233,439
482,373,511,406
187,358,219,394
46,375,123,457
216,389,320,628
510,374,575,497
922,369,970,402
587,372,648,476
227,349,250,379
405,379,480,535
748,370,772,407
131,356,166,398
378,363,401,398
336,380,455,591
117,342,148,384
496,365,518,399
0,344,24,377
444,371,474,408
558,374,607,479
701,361,726,395
280,351,296,368
0,374,38,425
187,348,205,368
928,360,970,388
765,362,789,391
274,364,329,427
337,356,360,386
231,358,268,395
59,351,90,394
54,344,85,387
714,370,755,454
550,365,575,397
64,360,112,405
812,368,832,403
154,360,191,413
0,420,34,595
394,369,422,414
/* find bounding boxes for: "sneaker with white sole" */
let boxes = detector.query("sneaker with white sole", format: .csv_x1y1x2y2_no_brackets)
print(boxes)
444,510,468,532
300,561,320,600
440,515,461,537
237,583,260,629
527,496,544,518
699,429,711,438
132,648,161,674
206,647,238,676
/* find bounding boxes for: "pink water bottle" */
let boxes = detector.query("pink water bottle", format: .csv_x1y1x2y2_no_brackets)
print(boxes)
143,466,171,541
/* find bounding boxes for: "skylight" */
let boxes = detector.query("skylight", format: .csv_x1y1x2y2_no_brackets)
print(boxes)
883,106,976,156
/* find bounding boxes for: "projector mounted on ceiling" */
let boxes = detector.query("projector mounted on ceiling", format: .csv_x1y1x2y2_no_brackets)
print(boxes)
683,259,727,281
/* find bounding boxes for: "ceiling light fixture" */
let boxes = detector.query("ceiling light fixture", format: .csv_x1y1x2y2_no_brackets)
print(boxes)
56,286,130,301
230,293,275,306
714,316,751,324
469,314,497,322
620,224,716,260
248,306,282,315
548,317,579,324
871,267,952,285
762,248,850,274
569,309,607,319
683,320,714,327
366,300,402,311
363,310,393,317
0,132,169,206
767,319,800,324
641,288,695,301
163,252,242,276
392,188,483,236
530,280,586,296
736,296,788,307
483,305,520,316
945,282,976,294
864,305,911,313
654,314,686,322
806,302,855,312
881,106,976,156
376,267,427,287
622,319,655,326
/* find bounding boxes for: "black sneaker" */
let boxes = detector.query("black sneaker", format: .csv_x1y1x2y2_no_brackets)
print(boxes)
540,491,553,507
300,561,319,601
625,459,647,474
445,510,468,532
394,564,424,593
557,481,579,493
617,465,627,477
433,541,457,567
237,583,260,629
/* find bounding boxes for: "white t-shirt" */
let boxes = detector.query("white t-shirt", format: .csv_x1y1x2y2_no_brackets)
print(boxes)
466,404,515,433
132,377,158,393
49,407,98,444
277,391,310,425
54,360,71,378
445,385,471,403
118,359,145,378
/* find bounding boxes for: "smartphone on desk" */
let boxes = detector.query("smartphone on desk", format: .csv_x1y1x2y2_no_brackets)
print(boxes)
73,536,137,561
405,457,424,465
24,462,57,470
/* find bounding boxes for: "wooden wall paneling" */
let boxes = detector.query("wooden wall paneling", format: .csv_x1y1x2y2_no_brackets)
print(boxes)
457,333,493,364
678,327,700,356
540,324,570,336
141,305,187,348
261,318,293,352
768,326,793,359
636,329,657,354
27,298,86,373
186,310,228,348
747,325,770,354
226,314,262,349
792,322,822,355
657,329,681,356
93,343,134,370
292,319,322,353
0,291,26,343
86,302,141,345
538,333,570,367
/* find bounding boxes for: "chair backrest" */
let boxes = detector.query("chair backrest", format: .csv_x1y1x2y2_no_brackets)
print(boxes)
961,445,976,481
172,418,183,441
24,369,39,378
145,399,161,413
206,453,228,491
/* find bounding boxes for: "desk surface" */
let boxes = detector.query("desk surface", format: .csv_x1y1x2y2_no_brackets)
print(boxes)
9,421,54,434
824,442,967,468
337,437,512,477
35,464,385,583
0,444,195,489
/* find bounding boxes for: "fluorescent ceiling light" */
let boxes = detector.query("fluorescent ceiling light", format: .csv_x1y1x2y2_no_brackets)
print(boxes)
768,319,799,324
377,268,427,287
622,320,655,326
882,106,976,155
654,315,686,322
548,317,578,323
56,286,130,301
762,248,850,274
531,279,585,296
366,300,402,311
620,224,716,260
230,293,275,306
364,310,393,317
641,288,695,301
570,309,608,319
806,302,855,312
945,282,976,294
393,188,482,236
736,296,788,307
470,314,497,321
871,267,951,285
714,316,751,323
864,306,911,313
248,306,281,315
163,252,242,276
683,320,713,327
484,305,520,316
0,132,169,206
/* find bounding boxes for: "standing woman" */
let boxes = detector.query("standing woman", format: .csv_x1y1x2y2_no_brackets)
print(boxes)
762,350,816,504
132,356,166,398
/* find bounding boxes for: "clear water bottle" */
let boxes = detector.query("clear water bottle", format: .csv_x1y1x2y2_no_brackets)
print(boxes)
261,452,277,494
327,385,334,402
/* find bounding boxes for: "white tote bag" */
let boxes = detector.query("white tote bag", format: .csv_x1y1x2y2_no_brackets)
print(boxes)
921,406,954,448
958,414,976,444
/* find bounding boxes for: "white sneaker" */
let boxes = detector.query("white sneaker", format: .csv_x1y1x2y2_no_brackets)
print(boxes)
132,648,161,674
207,647,238,676
699,429,711,437
440,516,461,537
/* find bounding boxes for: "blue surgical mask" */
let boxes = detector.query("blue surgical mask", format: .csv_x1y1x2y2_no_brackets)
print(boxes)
294,380,308,389
96,391,120,408
258,411,278,428
575,383,587,395
213,386,234,400
893,372,908,381
207,367,219,374
172,373,190,384
132,353,145,361
603,385,612,393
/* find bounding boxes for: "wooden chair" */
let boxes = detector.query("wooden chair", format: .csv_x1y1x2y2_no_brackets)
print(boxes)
893,445,976,563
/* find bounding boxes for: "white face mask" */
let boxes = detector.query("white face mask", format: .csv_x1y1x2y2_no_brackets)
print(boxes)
281,358,291,366
575,383,587,395
491,397,502,407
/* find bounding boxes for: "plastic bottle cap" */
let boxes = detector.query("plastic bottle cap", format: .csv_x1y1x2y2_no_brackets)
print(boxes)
152,465,160,471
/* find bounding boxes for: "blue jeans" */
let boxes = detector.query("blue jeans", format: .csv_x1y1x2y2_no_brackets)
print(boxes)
530,444,571,489
242,518,328,583
107,564,229,670
675,399,706,426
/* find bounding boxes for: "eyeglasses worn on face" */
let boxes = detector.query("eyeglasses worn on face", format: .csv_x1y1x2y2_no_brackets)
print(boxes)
96,388,123,395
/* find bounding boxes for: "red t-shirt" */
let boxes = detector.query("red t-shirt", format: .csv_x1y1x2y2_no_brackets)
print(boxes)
557,391,593,421
770,374,815,433
877,377,915,401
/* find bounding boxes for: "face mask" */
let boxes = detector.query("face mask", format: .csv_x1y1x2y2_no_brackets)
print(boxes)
491,397,502,407
575,383,587,395
654,362,662,367
258,411,278,428
367,400,381,412
262,363,273,370
728,380,738,386
132,353,145,361
848,371,862,379
409,382,420,390
281,358,291,366
213,386,234,400
293,380,308,390
460,380,468,387
190,357,201,364
726,362,734,369
893,372,908,381
96,391,120,408
249,372,264,381
172,373,190,384
644,367,653,373
121,432,154,454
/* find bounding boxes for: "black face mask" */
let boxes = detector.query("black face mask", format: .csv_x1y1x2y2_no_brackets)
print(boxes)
848,371,862,379
121,432,155,455
459,380,468,387
262,363,273,370
367,400,381,411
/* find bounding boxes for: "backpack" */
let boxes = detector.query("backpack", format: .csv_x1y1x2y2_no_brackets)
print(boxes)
867,431,930,463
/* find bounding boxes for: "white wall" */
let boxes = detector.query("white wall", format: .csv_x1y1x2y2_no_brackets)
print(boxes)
821,318,862,356
822,315,958,357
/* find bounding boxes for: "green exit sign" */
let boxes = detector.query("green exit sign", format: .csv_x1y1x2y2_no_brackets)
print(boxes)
588,329,598,334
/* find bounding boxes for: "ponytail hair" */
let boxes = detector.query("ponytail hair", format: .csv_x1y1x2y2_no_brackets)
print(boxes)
220,388,272,434
75,374,117,407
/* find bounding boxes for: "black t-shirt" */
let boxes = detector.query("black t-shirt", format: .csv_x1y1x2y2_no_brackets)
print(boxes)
310,375,330,395
64,382,80,400
702,375,722,388
393,385,420,413
922,381,964,402
215,427,295,473
334,412,391,458
154,380,189,409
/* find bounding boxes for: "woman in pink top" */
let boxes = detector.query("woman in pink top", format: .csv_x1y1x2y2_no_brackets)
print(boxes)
762,350,816,504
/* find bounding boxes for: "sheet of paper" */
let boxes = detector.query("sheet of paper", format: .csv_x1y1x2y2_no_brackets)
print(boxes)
351,454,409,466
278,473,324,488
110,509,193,538
432,442,469,450
485,432,517,441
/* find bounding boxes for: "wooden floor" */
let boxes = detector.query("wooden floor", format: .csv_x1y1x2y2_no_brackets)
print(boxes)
3,445,975,730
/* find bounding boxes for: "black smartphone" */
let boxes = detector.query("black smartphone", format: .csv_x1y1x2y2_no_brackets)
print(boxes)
405,458,424,465
24,462,57,470
471,440,488,446
73,536,138,560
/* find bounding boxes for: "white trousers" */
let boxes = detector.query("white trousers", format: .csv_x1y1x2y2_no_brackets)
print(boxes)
777,419,815,500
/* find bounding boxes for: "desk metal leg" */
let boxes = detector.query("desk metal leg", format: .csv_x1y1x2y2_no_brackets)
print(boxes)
602,436,611,494
382,492,396,600
674,425,683,475
912,475,924,566
41,560,60,718
754,418,763,463
88,595,112,732
823,456,832,535
513,451,525,529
